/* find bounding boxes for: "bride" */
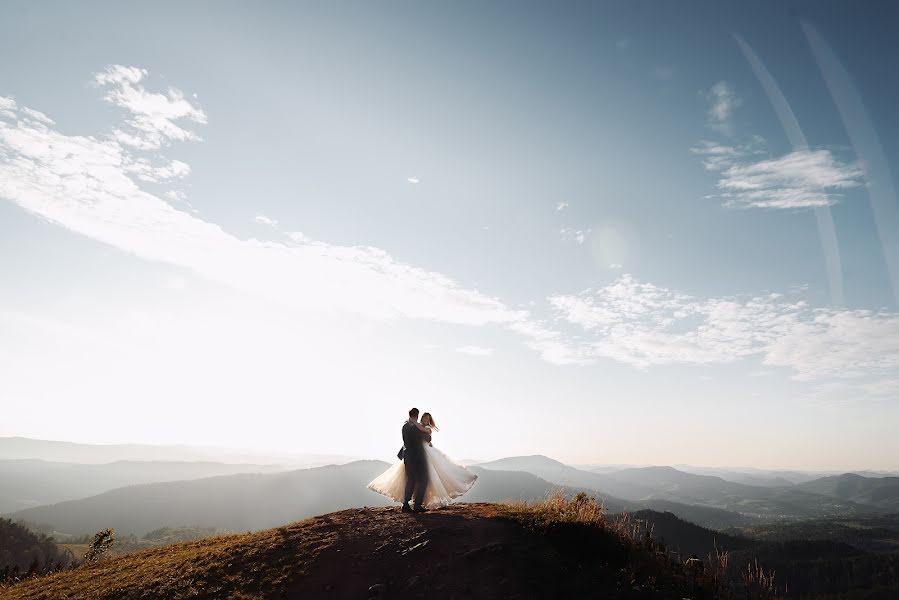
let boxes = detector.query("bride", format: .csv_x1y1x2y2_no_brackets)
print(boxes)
368,412,477,508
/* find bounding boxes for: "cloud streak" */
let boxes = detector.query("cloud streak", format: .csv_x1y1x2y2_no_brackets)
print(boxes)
3,67,895,389
693,141,862,209
547,275,899,381
94,65,207,150
0,69,521,328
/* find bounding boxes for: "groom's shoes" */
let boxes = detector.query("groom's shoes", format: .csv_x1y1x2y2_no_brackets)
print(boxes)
401,503,414,513
413,505,428,513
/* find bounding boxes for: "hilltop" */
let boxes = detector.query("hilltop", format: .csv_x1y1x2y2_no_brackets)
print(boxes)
2,503,720,600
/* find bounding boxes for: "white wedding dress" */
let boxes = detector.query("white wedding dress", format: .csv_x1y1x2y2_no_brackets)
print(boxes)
367,434,478,508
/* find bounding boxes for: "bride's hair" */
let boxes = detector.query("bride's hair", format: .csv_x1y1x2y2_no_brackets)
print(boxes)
421,413,438,431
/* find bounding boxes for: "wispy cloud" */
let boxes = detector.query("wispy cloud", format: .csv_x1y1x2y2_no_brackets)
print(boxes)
560,228,590,244
0,69,522,328
507,320,592,366
254,215,278,227
407,177,420,184
4,66,892,392
94,65,207,150
547,275,899,381
692,140,862,209
555,201,569,212
456,345,494,357
704,81,740,135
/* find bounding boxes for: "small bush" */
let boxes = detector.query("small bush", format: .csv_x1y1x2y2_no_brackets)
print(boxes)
84,529,115,563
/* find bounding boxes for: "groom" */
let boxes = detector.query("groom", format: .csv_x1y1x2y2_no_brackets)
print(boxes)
401,407,431,513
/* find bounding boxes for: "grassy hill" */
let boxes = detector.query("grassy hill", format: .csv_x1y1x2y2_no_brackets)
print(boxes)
1,502,729,600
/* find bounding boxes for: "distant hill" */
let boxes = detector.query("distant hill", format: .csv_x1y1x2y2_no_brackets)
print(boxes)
675,465,826,486
732,513,899,555
476,457,880,520
0,504,718,600
630,509,756,558
0,437,353,467
474,455,653,501
796,473,899,511
0,459,287,513
6,460,394,536
629,510,899,598
639,499,752,530
5,461,598,536
672,466,798,488
609,465,755,494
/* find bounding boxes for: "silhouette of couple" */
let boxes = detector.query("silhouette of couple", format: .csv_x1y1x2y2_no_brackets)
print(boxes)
367,408,477,512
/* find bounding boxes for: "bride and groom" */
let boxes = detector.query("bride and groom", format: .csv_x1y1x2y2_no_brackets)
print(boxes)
368,408,477,512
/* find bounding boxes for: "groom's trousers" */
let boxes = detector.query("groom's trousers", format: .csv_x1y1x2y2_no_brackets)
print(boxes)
403,455,428,508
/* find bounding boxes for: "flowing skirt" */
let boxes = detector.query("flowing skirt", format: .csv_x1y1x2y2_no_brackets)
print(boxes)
367,444,478,508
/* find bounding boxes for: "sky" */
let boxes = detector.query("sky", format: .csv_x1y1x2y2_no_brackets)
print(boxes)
1,1,898,470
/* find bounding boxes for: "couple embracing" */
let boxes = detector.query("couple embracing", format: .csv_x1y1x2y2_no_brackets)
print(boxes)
368,408,477,512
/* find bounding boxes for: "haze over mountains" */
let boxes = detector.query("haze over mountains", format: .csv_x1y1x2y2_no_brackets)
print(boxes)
0,437,353,467
3,439,899,539
0,459,288,513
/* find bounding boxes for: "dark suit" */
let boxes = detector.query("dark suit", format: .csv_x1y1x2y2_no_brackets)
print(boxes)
401,420,431,509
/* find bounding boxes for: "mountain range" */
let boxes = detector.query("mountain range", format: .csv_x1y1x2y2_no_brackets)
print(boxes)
3,438,899,540
0,459,287,513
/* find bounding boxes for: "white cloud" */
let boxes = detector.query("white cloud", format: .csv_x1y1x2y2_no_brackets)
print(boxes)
693,141,862,209
609,263,623,270
255,215,278,227
0,71,523,329
94,64,207,150
560,228,590,244
705,81,740,135
5,67,891,390
126,158,191,183
456,345,494,357
407,177,420,184
548,275,899,380
286,231,311,244
555,201,569,212
507,320,593,366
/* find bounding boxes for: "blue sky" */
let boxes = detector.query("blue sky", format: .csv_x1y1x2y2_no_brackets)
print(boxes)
1,1,897,469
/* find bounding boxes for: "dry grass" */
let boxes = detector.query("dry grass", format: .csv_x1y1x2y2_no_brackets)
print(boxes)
499,491,786,600
0,517,331,600
742,558,779,598
2,500,788,600
501,490,607,527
